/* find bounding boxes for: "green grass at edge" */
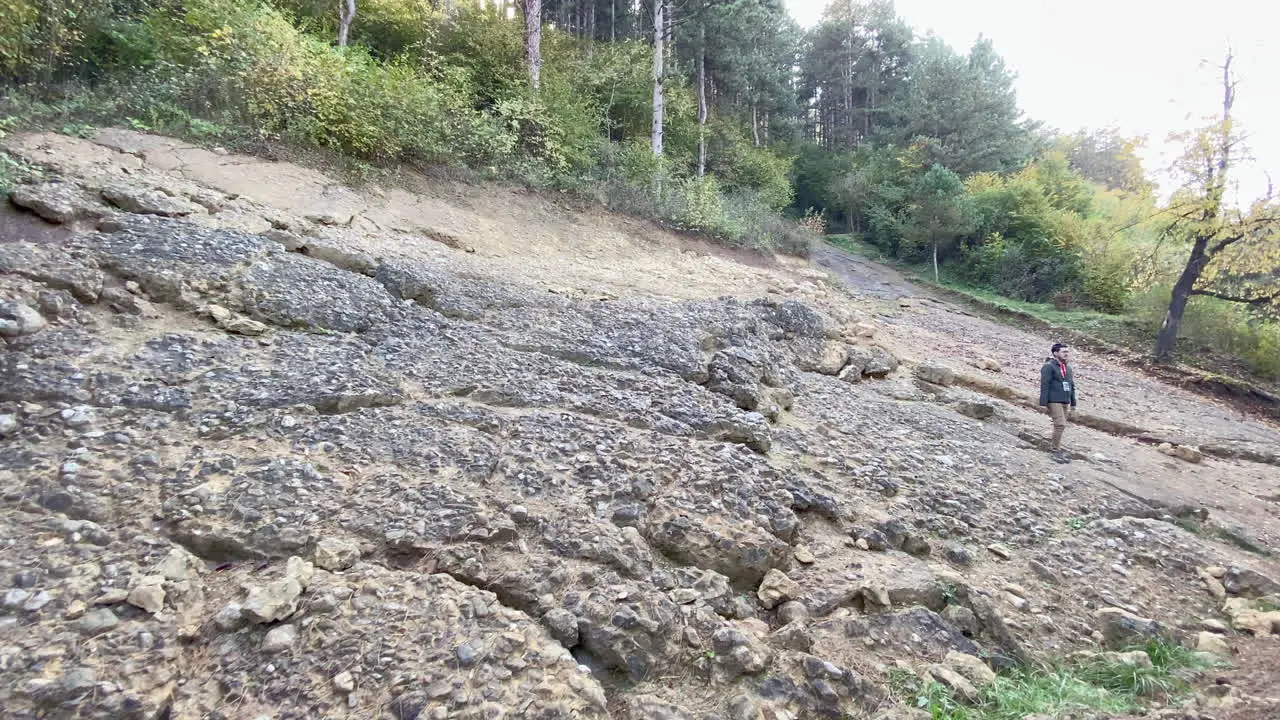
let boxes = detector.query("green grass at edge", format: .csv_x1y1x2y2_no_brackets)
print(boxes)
900,639,1216,720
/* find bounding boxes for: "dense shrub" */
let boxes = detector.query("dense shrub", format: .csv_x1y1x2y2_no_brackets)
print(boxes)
708,124,794,211
1131,289,1280,379
1,0,813,256
962,235,1084,302
1078,248,1133,313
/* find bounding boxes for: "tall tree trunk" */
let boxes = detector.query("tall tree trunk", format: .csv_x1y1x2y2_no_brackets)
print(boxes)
1154,54,1234,363
522,0,542,92
651,0,664,158
337,0,356,47
665,0,674,66
866,80,875,138
1155,239,1211,361
611,0,616,42
696,23,707,177
751,105,760,147
932,240,939,283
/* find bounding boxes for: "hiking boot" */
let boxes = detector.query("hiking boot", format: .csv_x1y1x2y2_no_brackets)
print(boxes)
1050,450,1071,464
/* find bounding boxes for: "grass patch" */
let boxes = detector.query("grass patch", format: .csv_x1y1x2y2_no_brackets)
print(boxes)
899,638,1215,720
826,233,891,261
823,234,1138,342
1175,516,1275,557
0,150,28,192
0,116,42,191
1210,526,1272,557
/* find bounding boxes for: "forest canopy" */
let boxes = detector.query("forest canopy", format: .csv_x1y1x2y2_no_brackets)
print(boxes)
1,0,1277,376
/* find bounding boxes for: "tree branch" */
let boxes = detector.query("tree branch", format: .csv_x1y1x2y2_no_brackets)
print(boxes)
1208,232,1247,253
1190,288,1280,306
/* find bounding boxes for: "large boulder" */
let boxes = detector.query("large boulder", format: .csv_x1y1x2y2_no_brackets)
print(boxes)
0,301,46,339
101,183,201,217
1222,567,1280,598
564,589,680,681
710,625,773,682
751,299,827,339
757,569,803,610
915,362,957,386
1094,607,1168,648
223,556,315,627
837,345,900,382
645,506,791,587
844,607,980,657
793,340,850,375
80,216,396,332
10,181,109,224
0,242,105,302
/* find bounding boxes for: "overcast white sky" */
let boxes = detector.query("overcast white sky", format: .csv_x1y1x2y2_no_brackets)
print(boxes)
786,0,1279,203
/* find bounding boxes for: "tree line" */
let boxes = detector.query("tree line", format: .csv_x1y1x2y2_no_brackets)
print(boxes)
1,0,1277,372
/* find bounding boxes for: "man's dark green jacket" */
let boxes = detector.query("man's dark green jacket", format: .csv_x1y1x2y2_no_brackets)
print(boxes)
1039,358,1077,407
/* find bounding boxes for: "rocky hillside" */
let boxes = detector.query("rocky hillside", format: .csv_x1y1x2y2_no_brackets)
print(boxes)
2,130,1279,720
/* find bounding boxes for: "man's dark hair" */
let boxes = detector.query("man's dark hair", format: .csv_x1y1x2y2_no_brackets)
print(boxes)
1051,343,1068,354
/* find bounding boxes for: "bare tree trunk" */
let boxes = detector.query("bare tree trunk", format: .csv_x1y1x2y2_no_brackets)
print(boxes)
933,241,939,283
696,23,707,177
665,0,674,66
751,105,760,147
1155,238,1210,361
522,0,542,92
337,0,357,47
651,0,664,158
611,0,616,42
867,81,875,138
1155,54,1235,363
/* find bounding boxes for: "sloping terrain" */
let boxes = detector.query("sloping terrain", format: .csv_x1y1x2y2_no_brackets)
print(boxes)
1,130,1279,720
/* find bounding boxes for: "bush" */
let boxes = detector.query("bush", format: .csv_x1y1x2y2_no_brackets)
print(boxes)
798,208,826,236
275,0,439,59
680,175,726,233
708,125,794,211
721,188,814,255
0,0,809,260
134,0,514,166
1132,287,1280,379
0,0,138,83
586,139,813,256
962,235,1084,302
791,143,852,222
1080,250,1132,313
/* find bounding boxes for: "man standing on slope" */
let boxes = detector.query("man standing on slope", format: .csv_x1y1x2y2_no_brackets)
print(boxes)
1039,343,1077,464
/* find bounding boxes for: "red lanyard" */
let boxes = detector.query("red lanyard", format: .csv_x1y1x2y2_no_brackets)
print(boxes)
1058,361,1067,378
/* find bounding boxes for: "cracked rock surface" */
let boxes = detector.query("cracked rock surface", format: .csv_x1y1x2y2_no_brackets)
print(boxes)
3,130,1280,720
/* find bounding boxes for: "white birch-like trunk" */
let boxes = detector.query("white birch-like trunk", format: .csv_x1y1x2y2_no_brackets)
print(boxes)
651,0,665,158
337,0,357,47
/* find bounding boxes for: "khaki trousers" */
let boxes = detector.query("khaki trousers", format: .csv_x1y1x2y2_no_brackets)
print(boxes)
1048,403,1070,451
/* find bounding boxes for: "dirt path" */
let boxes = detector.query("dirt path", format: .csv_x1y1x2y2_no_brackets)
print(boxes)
812,241,927,300
4,130,824,306
814,242,1280,551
